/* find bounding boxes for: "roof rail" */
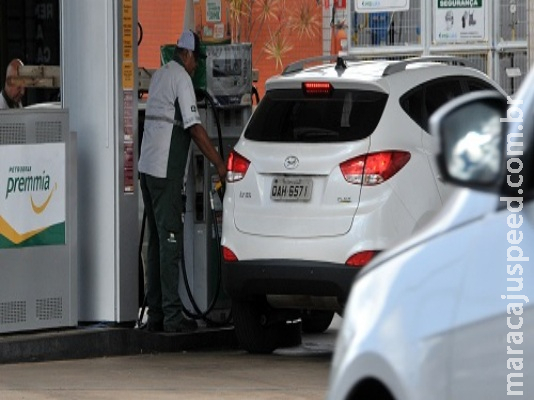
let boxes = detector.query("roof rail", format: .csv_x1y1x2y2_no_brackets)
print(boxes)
382,56,476,77
282,54,360,75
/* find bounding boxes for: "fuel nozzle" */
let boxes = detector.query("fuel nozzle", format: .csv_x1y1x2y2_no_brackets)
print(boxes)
213,180,224,203
209,180,225,211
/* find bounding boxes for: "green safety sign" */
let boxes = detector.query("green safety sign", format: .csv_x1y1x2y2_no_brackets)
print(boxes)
438,0,482,8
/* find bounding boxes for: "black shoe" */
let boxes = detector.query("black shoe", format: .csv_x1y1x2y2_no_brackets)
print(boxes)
179,318,198,332
164,318,198,333
145,320,163,332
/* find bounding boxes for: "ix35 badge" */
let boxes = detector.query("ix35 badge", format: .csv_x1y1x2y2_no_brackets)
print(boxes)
284,156,299,170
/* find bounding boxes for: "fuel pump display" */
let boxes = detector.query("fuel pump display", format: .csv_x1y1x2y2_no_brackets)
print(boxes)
206,45,252,107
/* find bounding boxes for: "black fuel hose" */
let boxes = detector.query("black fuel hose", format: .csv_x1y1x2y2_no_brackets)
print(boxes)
252,85,260,105
198,89,225,197
180,88,231,326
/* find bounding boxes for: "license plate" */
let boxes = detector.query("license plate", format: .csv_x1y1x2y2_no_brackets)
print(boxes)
271,177,313,202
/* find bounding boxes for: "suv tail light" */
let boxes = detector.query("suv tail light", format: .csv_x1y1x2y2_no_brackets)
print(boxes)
302,82,333,96
340,151,411,185
346,250,378,267
222,246,238,262
227,151,250,183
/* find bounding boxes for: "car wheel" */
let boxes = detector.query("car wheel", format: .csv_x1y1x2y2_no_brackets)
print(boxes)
232,298,300,354
301,310,335,333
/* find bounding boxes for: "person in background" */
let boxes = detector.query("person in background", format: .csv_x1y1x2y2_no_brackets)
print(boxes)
0,59,25,109
138,30,227,333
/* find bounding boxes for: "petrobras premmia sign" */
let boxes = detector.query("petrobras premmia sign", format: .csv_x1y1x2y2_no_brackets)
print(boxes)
0,143,66,249
354,0,410,13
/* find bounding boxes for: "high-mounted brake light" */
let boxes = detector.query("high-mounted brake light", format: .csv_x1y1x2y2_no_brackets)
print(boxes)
222,246,238,262
226,151,250,183
340,151,411,185
346,250,378,267
302,82,333,96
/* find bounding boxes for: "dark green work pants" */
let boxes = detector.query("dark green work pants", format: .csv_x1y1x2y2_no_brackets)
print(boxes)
140,173,185,331
140,96,191,331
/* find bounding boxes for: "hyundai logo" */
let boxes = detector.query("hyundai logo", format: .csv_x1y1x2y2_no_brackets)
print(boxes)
284,156,299,169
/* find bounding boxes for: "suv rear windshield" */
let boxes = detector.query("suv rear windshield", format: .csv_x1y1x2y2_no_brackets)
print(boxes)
244,89,388,143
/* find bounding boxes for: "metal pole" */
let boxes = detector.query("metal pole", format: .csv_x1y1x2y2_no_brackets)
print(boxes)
529,0,534,69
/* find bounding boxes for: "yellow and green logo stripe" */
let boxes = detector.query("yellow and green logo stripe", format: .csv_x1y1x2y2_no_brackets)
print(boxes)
0,216,65,248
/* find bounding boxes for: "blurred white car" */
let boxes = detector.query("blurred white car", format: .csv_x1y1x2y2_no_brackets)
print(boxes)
327,73,533,398
221,55,505,353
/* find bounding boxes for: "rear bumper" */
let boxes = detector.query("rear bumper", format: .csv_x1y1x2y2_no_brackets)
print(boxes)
222,259,359,304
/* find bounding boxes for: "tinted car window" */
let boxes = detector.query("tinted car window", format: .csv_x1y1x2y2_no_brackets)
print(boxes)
401,77,463,132
463,77,497,92
424,79,463,120
244,89,388,143
400,87,425,130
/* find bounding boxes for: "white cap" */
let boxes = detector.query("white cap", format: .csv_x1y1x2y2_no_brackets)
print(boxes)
176,30,206,59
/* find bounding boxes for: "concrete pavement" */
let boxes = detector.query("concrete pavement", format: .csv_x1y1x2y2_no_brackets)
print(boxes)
0,349,331,400
0,317,341,400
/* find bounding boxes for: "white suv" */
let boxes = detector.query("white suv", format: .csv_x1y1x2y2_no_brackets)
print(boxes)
221,56,505,353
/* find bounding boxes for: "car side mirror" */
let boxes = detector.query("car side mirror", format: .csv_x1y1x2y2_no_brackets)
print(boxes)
430,90,507,191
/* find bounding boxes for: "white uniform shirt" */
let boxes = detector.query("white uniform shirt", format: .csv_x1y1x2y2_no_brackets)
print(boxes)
138,60,201,178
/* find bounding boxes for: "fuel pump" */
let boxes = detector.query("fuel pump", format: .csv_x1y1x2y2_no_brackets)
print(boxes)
180,43,253,324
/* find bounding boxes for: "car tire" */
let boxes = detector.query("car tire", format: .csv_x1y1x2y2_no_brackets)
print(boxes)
232,298,300,354
301,310,335,333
